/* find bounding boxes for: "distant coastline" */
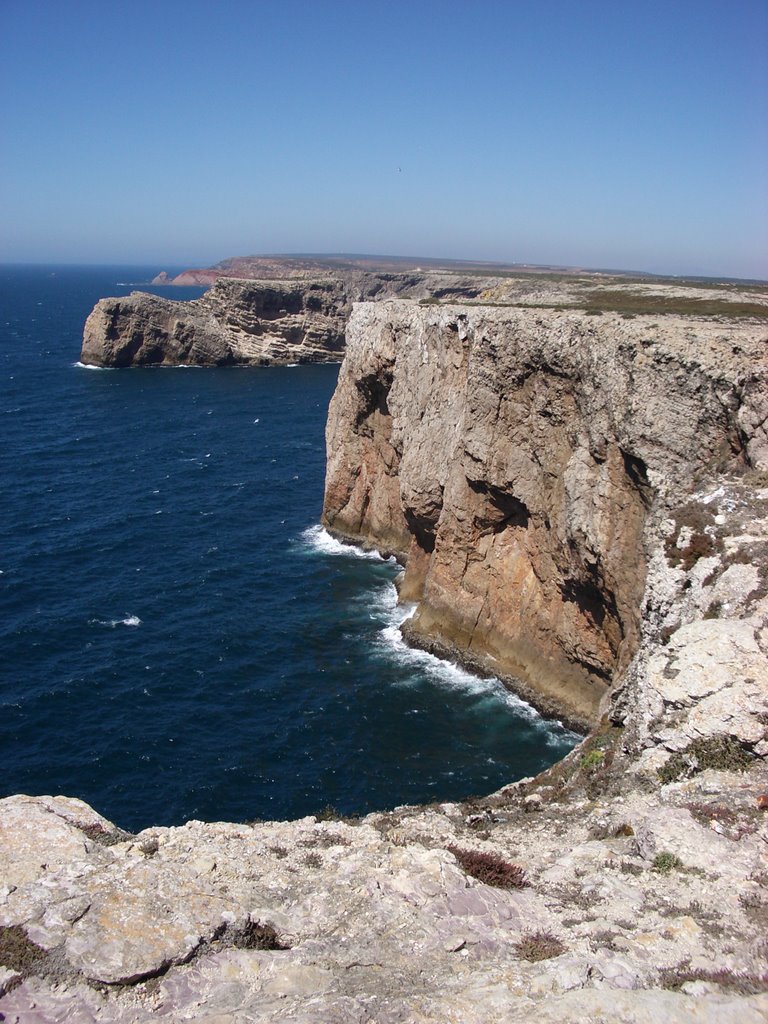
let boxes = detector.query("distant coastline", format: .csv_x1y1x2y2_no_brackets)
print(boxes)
148,252,768,288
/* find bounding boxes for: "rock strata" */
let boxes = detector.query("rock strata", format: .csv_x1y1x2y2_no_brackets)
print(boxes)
81,278,350,367
80,272,490,368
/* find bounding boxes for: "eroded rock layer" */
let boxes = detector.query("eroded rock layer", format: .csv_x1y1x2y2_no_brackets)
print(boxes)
81,278,351,367
80,272,491,367
323,302,767,728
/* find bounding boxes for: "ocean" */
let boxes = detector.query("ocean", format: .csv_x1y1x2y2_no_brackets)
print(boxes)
0,265,577,833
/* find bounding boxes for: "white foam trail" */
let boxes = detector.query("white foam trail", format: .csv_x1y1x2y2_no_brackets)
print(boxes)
301,524,578,741
300,524,395,562
90,615,142,628
376,585,578,739
73,362,115,371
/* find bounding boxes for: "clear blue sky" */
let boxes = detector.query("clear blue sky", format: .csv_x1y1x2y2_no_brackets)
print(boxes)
1,0,766,278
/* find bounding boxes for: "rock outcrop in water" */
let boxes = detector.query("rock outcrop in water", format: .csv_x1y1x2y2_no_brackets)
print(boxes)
7,284,768,1021
81,278,350,367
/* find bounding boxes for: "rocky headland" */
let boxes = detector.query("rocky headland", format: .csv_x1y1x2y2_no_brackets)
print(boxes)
4,277,768,1021
81,278,350,367
81,256,768,371
80,269,489,368
150,253,604,288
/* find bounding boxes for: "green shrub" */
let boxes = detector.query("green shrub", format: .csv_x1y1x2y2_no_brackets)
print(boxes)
653,852,684,874
581,750,605,772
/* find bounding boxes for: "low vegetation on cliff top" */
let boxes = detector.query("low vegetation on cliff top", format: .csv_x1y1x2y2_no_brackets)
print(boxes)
658,735,755,785
446,845,530,889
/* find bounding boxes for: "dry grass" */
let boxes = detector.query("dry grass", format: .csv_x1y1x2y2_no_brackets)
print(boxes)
514,931,566,961
658,735,753,784
446,846,529,889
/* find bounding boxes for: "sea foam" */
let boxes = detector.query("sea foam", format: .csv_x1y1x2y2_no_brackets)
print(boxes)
303,521,575,738
90,615,142,628
300,524,395,562
375,584,578,742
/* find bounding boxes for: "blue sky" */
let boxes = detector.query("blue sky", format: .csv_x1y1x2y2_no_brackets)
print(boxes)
1,0,766,278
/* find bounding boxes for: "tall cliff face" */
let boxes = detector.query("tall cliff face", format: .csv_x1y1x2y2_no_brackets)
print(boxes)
323,302,767,728
7,291,768,1022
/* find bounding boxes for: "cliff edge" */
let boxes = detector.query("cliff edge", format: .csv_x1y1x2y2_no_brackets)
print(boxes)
2,472,767,1021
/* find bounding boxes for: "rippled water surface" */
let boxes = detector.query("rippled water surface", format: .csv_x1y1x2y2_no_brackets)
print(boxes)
0,265,577,831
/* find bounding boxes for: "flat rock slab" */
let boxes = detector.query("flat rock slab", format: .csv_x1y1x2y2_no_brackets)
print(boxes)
64,859,237,983
0,795,109,889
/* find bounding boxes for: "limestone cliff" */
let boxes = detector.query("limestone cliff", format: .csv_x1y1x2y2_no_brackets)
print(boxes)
2,478,767,1020
323,302,767,729
81,278,350,367
80,272,490,367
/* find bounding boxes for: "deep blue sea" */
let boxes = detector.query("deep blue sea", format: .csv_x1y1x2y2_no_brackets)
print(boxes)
0,265,577,832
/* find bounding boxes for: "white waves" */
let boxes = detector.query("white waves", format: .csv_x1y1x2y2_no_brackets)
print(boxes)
300,522,578,743
300,524,395,562
376,585,578,742
375,587,540,717
90,615,142,628
73,362,115,371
